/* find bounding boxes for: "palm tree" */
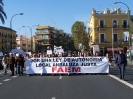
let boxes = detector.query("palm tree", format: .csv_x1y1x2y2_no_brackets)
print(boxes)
0,0,7,24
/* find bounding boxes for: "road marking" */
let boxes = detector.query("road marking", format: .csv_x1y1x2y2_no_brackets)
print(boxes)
59,76,62,79
0,83,2,85
52,97,56,99
3,79,11,81
109,75,133,89
11,76,18,78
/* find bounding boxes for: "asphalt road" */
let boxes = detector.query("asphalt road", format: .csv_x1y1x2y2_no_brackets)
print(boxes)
0,65,133,99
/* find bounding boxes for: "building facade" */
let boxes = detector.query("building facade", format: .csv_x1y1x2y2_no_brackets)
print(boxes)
32,35,37,52
88,8,133,55
0,26,16,53
16,35,31,52
36,26,55,52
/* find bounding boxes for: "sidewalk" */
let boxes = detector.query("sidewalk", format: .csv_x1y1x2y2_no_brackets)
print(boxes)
127,59,133,65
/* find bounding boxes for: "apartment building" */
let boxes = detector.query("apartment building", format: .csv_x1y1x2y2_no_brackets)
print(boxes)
36,26,55,52
0,26,16,53
88,8,133,55
16,35,31,52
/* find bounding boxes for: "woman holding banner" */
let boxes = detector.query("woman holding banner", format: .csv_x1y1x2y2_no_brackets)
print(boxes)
25,54,30,76
105,53,112,67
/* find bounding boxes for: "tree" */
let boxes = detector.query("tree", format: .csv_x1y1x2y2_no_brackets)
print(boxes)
71,21,89,51
54,31,76,51
0,0,7,24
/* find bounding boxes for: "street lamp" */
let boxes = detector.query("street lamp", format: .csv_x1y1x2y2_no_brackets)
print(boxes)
114,2,132,61
10,13,23,50
22,24,39,52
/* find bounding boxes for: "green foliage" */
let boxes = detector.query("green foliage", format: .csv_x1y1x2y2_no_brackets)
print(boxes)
0,0,7,24
54,32,76,51
71,21,89,51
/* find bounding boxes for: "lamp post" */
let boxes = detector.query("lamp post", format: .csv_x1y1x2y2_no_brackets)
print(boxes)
114,2,132,61
10,13,23,50
112,27,115,59
22,24,39,52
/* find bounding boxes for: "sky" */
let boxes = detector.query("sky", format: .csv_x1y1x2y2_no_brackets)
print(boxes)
1,0,132,37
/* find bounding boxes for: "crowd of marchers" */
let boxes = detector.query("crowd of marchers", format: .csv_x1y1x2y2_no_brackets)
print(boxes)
0,50,127,80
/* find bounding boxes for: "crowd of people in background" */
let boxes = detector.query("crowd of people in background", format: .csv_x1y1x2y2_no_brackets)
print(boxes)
0,50,127,80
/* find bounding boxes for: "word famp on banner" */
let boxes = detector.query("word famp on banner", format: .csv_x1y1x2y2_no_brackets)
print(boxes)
52,67,80,73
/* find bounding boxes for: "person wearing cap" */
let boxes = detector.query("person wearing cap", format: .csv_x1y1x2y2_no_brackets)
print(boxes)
115,50,127,80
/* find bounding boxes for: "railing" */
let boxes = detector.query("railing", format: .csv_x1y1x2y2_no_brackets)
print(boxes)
122,25,129,28
99,25,106,28
113,25,119,28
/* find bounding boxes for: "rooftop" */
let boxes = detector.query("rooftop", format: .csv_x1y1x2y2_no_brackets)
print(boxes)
36,26,55,30
92,8,130,15
0,26,16,32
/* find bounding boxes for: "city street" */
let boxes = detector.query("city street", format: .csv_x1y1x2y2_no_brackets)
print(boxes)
0,64,133,99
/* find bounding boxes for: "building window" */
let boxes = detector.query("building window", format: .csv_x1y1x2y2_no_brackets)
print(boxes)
100,33,105,43
122,20,128,28
43,35,49,38
43,29,49,32
99,20,105,28
113,33,118,42
113,20,118,27
51,30,55,33
44,40,49,44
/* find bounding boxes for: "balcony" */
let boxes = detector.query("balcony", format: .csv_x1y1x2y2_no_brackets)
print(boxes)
99,25,106,29
122,25,129,29
36,37,51,40
113,25,119,29
36,32,50,35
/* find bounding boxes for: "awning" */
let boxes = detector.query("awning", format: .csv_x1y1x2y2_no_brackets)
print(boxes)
107,48,123,51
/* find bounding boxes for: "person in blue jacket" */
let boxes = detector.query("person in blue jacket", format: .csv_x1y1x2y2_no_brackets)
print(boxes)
115,50,127,80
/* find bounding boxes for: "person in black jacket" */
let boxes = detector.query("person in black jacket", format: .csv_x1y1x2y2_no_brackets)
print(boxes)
115,50,127,80
8,54,16,76
16,54,24,76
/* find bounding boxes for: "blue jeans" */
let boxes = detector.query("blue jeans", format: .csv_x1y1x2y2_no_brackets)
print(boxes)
118,64,125,78
17,65,23,75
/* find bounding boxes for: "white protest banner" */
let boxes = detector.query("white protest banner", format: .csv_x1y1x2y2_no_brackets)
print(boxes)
0,52,3,56
47,50,52,54
57,49,64,53
93,45,100,55
26,57,109,74
26,52,31,56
